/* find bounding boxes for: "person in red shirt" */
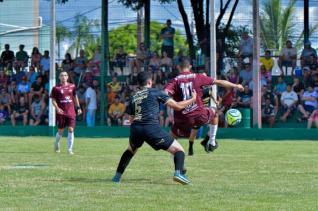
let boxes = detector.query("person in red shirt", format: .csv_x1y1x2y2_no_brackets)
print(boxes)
165,58,244,155
50,71,82,155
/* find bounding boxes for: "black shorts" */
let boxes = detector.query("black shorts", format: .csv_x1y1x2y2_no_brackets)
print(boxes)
129,123,174,151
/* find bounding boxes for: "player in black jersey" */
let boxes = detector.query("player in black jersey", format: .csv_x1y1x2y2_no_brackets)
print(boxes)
112,71,196,185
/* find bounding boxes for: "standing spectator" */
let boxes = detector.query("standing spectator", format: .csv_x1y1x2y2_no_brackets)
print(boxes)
280,84,298,122
297,84,317,121
76,85,86,121
74,49,87,76
237,85,252,108
0,103,9,125
0,44,14,70
300,40,317,67
11,95,29,126
107,95,125,126
14,44,29,70
278,40,297,75
238,32,253,66
62,53,74,72
31,47,41,70
40,50,50,74
88,47,100,76
29,94,47,126
114,46,127,75
85,83,97,127
160,19,175,58
260,50,274,73
239,62,253,86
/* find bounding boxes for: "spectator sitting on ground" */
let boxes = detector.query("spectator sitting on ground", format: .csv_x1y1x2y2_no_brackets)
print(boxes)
307,108,318,129
29,94,47,126
107,95,125,126
14,44,28,70
274,76,287,98
31,47,41,70
300,40,317,67
278,40,297,75
11,95,29,126
297,84,317,121
239,62,253,86
0,103,9,125
280,84,298,122
62,53,74,72
40,50,50,74
74,49,87,76
0,44,14,70
237,85,252,108
260,50,274,73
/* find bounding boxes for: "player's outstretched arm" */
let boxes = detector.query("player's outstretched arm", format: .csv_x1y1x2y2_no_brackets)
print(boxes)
214,80,244,92
166,90,197,111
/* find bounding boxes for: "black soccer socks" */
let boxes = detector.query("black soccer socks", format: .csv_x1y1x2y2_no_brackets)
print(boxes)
116,149,134,174
174,151,185,171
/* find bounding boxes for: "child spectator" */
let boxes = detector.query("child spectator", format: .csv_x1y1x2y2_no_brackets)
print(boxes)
107,95,125,126
11,95,29,126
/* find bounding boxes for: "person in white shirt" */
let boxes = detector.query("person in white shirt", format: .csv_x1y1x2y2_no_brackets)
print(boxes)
85,83,97,127
280,84,298,122
297,84,317,120
238,32,253,67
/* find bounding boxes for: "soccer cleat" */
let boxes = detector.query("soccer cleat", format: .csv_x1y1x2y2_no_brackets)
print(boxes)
207,141,219,152
200,135,210,153
112,175,121,183
55,149,60,153
188,147,194,156
173,173,191,185
68,150,74,155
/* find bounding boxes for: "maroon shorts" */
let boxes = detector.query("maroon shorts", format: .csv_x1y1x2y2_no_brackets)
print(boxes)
56,115,76,129
172,107,215,138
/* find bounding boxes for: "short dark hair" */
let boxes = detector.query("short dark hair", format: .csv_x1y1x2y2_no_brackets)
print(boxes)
137,71,151,86
179,58,191,70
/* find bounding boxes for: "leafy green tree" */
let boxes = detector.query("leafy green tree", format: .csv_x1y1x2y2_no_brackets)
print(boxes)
260,0,318,54
56,24,71,59
68,14,100,57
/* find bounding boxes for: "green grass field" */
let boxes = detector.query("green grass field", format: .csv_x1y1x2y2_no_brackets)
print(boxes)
0,137,317,211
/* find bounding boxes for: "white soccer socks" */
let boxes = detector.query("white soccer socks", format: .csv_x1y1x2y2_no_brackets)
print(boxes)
67,132,74,154
208,124,218,146
55,132,62,152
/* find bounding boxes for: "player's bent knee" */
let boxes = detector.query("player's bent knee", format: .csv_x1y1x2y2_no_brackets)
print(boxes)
68,127,74,133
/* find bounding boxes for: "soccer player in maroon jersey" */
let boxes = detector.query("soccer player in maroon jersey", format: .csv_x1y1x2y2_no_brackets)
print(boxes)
165,58,244,155
50,71,82,155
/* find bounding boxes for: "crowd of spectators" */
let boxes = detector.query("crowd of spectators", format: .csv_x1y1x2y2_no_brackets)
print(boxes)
1,20,318,128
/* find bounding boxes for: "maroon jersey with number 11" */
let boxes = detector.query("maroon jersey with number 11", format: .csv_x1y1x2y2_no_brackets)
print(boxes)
50,83,77,118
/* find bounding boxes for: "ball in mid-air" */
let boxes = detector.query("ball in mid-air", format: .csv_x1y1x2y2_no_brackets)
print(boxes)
225,109,242,126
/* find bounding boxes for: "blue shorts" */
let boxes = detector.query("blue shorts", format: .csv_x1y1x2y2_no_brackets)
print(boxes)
129,123,174,151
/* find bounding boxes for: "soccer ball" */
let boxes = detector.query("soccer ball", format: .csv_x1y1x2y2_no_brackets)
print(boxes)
225,109,242,126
